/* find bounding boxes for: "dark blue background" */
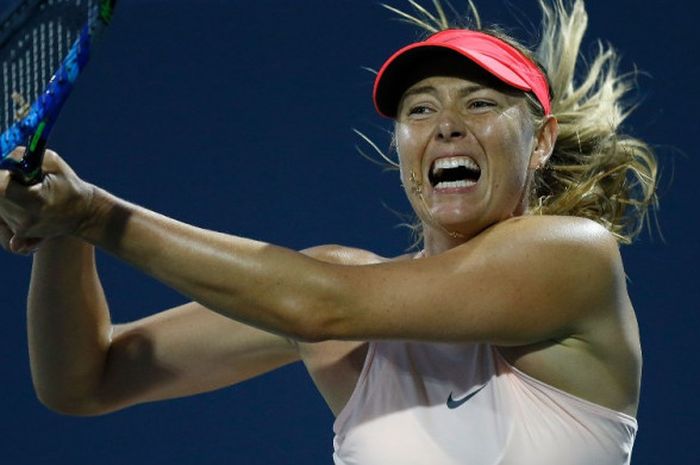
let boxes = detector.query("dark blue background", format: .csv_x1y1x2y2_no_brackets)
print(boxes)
0,1,696,463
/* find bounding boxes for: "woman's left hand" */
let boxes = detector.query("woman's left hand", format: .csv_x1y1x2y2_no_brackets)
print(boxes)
0,148,95,254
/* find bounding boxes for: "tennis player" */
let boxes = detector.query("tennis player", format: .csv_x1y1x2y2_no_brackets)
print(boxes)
0,1,656,463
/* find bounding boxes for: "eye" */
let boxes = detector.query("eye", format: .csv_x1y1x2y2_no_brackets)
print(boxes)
468,99,496,111
407,105,434,116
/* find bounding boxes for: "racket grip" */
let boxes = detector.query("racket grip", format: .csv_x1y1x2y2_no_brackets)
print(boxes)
12,136,46,186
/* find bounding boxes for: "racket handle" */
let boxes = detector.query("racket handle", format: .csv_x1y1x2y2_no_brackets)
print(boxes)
11,136,46,186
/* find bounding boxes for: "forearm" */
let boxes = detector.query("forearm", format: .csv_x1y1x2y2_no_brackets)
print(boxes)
76,188,340,341
27,235,113,412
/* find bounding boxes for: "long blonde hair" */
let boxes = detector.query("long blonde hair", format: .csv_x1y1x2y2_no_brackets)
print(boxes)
379,0,658,245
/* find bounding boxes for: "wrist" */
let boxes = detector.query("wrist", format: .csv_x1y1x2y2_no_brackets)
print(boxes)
74,186,117,244
74,186,135,254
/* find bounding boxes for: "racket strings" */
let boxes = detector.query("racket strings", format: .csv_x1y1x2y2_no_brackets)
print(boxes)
0,0,95,131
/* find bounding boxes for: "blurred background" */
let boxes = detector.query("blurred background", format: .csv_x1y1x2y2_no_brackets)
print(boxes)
0,0,695,463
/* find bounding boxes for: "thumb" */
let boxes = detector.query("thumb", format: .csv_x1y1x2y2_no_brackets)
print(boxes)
9,236,43,255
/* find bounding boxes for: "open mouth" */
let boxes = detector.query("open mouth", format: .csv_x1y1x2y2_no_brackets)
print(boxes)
428,156,481,189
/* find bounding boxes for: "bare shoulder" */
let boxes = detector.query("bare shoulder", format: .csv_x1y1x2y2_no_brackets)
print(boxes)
476,215,626,307
480,216,636,329
487,214,621,253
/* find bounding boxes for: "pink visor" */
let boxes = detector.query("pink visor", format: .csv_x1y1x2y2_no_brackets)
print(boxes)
373,29,551,118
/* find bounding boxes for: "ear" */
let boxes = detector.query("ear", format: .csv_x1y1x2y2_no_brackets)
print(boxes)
529,116,559,170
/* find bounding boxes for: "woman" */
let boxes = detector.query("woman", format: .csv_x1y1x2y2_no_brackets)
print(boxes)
0,1,656,464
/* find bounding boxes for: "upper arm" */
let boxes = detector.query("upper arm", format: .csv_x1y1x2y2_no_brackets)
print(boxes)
91,301,300,414
318,216,626,346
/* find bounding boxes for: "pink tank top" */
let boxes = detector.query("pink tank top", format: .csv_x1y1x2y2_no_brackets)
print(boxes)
333,341,637,464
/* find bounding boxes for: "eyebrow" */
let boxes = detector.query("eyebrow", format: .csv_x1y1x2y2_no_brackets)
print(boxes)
401,84,489,100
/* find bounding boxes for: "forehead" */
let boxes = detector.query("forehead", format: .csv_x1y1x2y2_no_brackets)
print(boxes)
403,75,511,97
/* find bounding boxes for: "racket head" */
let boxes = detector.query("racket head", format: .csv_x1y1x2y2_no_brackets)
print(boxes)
0,0,116,183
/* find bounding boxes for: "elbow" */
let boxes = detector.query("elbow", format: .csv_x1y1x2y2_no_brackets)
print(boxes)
36,393,108,417
33,384,113,417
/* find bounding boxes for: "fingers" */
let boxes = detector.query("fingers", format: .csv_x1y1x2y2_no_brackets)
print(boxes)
41,149,62,172
0,166,41,209
7,146,24,162
0,148,28,197
0,220,38,255
5,176,42,207
0,221,12,252
9,236,43,255
7,145,60,169
38,149,73,177
0,167,12,195
0,150,41,240
0,146,49,206
0,218,30,254
0,148,44,255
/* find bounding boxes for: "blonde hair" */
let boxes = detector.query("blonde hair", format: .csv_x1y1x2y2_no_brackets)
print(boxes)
379,0,658,245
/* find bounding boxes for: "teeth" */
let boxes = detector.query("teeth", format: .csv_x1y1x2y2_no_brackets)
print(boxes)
435,179,477,189
432,156,479,173
428,156,482,188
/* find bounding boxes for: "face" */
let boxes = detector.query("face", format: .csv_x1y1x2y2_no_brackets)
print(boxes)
395,73,549,241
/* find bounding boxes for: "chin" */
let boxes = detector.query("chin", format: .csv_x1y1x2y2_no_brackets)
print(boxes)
429,204,481,225
430,206,513,235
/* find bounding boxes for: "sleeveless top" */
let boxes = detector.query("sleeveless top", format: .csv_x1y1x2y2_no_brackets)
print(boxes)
332,341,637,464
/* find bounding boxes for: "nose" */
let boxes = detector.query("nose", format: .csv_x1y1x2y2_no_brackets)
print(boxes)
436,111,466,141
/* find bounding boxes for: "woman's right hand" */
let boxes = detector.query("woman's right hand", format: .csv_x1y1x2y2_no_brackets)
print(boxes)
0,200,43,255
0,148,94,254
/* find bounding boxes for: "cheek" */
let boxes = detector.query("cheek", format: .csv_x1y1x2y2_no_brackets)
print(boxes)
394,131,411,189
483,110,535,175
395,125,412,156
395,124,425,170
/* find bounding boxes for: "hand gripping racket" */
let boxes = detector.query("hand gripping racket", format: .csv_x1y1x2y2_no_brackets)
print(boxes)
0,0,117,185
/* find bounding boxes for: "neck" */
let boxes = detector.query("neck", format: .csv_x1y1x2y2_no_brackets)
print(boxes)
421,224,472,257
421,208,536,257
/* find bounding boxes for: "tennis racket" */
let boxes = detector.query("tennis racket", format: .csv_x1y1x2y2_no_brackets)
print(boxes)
0,0,117,185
